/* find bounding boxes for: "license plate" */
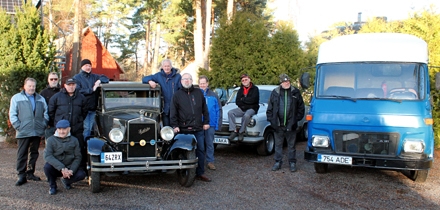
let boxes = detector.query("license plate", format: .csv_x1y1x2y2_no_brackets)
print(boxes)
214,138,229,145
101,152,122,163
318,154,352,165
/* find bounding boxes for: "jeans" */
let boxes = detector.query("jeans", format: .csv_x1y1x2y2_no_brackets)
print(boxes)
162,113,170,127
274,129,297,163
204,127,215,163
228,108,255,133
83,111,96,139
43,163,86,189
193,130,205,176
16,136,40,177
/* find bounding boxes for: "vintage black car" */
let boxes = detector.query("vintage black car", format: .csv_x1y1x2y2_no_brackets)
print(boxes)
87,82,198,193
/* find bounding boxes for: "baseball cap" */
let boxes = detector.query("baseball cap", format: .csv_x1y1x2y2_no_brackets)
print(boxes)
65,78,76,85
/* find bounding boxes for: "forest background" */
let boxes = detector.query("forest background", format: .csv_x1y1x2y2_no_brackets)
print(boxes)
0,0,440,148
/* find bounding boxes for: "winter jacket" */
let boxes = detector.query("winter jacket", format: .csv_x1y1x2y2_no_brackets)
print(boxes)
201,88,222,130
40,84,61,105
142,68,182,115
44,133,81,173
170,85,209,132
236,83,260,113
266,86,305,131
9,91,48,138
49,88,88,136
73,70,109,111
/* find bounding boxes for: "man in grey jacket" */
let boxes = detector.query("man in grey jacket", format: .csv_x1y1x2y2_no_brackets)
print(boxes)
9,77,48,186
43,120,86,195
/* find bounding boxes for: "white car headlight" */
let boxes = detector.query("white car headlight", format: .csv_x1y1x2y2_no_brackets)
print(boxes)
160,126,174,141
109,128,124,143
248,118,256,127
312,135,330,147
403,139,425,153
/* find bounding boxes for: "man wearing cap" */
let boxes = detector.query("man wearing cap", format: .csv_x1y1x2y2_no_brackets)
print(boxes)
44,120,86,195
266,73,305,172
9,77,49,185
49,77,88,169
227,74,260,141
73,59,109,139
40,72,61,140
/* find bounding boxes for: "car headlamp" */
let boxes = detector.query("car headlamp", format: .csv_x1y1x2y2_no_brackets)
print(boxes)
403,139,425,153
312,135,330,147
109,128,124,143
160,126,174,141
248,118,256,127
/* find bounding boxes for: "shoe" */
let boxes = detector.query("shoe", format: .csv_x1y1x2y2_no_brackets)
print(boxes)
228,132,238,141
272,161,282,171
15,177,27,186
196,174,212,182
207,163,216,170
26,174,41,181
61,178,72,190
290,162,297,172
238,132,244,142
49,188,57,195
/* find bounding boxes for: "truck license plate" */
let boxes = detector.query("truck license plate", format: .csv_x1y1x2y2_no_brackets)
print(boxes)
318,154,352,165
214,138,229,145
101,152,122,163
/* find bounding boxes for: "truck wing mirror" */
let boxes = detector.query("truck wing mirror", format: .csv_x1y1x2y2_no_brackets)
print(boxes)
300,73,310,89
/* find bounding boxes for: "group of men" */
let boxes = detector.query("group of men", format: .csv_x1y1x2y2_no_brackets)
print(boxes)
8,57,305,194
9,59,108,195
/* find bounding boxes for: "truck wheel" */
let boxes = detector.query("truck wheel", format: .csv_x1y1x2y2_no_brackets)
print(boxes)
297,123,308,142
409,170,428,183
314,163,328,173
177,150,196,187
88,155,101,193
256,130,275,156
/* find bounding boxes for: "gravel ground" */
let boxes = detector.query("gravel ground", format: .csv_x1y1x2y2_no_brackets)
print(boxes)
0,140,439,210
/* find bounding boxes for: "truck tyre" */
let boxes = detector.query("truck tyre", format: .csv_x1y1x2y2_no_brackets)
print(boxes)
409,170,428,183
314,163,328,173
88,155,101,193
177,150,196,187
256,130,275,156
297,123,308,142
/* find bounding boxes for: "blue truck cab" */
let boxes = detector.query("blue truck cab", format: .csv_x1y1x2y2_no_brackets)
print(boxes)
302,33,435,182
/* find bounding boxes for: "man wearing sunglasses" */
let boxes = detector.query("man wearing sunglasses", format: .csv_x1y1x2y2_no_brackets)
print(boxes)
40,72,61,141
227,74,259,142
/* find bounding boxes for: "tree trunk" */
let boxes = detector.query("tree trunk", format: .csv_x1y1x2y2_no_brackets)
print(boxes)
143,19,151,76
71,0,81,77
227,0,234,22
152,22,161,74
194,0,204,72
203,0,212,70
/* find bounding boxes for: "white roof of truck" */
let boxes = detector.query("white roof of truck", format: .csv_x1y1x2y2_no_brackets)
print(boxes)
317,33,428,64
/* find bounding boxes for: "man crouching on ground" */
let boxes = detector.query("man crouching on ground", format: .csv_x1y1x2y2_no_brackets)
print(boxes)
44,120,86,195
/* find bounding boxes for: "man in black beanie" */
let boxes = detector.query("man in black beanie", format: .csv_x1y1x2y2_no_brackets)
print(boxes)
73,59,109,139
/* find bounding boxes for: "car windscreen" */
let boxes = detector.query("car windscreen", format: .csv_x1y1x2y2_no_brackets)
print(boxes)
104,90,161,109
227,89,272,104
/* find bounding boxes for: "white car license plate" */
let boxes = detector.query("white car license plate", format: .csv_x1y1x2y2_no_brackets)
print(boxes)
214,138,229,145
318,154,352,165
101,152,122,163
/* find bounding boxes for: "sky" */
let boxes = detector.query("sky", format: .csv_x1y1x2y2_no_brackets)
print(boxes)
269,0,440,43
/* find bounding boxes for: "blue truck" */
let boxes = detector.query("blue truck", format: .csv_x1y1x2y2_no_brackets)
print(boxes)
302,33,436,182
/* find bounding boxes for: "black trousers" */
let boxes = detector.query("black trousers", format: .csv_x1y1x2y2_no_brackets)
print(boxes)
16,136,41,177
43,163,86,189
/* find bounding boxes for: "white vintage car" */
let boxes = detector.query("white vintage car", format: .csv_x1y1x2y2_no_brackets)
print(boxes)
214,85,309,156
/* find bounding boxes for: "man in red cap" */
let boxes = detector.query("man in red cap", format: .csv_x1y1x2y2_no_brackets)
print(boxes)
227,74,259,141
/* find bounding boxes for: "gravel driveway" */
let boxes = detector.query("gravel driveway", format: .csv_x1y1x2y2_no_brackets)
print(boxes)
0,141,439,209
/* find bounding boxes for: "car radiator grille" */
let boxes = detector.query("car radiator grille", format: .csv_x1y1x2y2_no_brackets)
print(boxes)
127,120,157,160
333,131,399,156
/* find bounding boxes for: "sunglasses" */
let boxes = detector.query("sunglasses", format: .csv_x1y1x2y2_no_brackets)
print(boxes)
50,78,58,81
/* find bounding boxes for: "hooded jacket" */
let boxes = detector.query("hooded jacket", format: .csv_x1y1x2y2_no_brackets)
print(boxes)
9,91,48,138
73,70,109,111
266,85,305,131
201,88,222,130
44,133,81,173
170,85,209,132
236,82,260,113
142,68,182,115
49,88,88,136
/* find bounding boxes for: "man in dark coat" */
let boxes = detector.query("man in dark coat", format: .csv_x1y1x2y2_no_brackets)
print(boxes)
170,73,211,182
40,72,61,140
228,74,260,141
266,74,305,172
49,78,88,169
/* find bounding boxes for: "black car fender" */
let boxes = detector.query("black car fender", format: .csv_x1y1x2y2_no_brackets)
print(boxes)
163,133,197,159
88,138,106,156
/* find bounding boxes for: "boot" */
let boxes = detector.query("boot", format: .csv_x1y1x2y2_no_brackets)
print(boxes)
271,161,282,171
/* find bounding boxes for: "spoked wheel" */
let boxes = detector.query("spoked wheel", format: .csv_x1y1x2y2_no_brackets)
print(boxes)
176,150,196,187
88,155,101,193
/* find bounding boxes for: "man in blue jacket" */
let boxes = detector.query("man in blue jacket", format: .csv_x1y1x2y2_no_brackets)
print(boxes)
142,59,182,126
199,75,222,170
73,59,109,139
9,78,49,185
